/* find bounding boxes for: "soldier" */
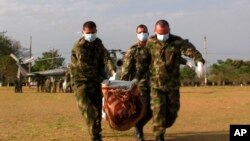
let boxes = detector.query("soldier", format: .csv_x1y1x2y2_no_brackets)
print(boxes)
19,78,23,93
14,78,19,93
58,78,63,93
52,79,57,93
65,69,72,93
70,21,116,141
36,78,41,92
146,19,205,141
120,24,152,141
40,77,46,92
45,78,52,93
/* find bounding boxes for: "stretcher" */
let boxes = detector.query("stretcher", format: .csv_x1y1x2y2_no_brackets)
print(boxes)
101,80,145,131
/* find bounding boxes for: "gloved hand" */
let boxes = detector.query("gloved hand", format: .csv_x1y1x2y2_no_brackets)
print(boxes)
102,97,106,119
131,79,138,84
109,71,117,80
195,62,204,78
129,79,138,90
102,79,110,85
186,60,195,69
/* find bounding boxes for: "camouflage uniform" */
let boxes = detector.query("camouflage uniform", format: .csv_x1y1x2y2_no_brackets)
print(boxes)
146,34,205,136
120,43,152,130
45,78,51,93
65,69,72,93
58,79,63,93
70,37,115,141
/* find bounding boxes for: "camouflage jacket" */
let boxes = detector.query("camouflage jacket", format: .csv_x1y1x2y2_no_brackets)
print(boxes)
70,37,116,83
120,43,151,81
147,34,205,90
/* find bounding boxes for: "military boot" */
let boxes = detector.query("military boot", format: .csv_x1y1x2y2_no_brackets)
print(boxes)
135,127,144,141
155,134,165,141
92,136,102,141
93,139,102,141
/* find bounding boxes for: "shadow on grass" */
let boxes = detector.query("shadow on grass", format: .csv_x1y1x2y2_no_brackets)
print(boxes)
181,91,215,94
102,130,229,141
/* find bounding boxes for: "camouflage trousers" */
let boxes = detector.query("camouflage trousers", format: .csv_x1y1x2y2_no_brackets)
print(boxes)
150,87,180,136
74,81,103,141
136,80,152,129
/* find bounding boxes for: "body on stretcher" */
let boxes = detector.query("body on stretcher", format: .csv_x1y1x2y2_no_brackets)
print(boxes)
101,80,146,131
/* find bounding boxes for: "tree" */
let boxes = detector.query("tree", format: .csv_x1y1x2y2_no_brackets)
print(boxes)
32,49,65,71
209,59,250,85
235,60,250,85
0,31,25,85
0,55,17,83
180,66,197,86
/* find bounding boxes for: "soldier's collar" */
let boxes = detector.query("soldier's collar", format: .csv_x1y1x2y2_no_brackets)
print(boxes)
137,41,146,48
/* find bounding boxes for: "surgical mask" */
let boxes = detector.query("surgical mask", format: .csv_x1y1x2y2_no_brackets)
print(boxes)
137,32,149,41
156,33,169,42
84,33,97,42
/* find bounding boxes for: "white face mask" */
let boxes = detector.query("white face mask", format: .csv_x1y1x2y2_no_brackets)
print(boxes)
156,33,169,42
137,32,149,41
83,33,97,42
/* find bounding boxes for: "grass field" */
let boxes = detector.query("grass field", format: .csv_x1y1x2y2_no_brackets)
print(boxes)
0,86,250,141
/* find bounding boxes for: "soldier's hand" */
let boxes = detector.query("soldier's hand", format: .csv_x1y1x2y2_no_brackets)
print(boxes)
102,79,110,85
128,79,138,91
112,70,116,76
186,60,195,69
131,79,138,84
195,62,204,78
109,72,117,80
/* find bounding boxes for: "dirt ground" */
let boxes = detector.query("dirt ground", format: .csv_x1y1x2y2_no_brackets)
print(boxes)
0,86,250,141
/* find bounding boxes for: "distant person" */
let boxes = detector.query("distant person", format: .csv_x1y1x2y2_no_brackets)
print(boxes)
52,79,57,93
40,78,46,92
65,69,73,93
37,78,41,92
70,21,116,141
120,24,152,141
45,78,52,93
19,78,23,93
58,79,64,93
146,19,205,141
14,79,19,93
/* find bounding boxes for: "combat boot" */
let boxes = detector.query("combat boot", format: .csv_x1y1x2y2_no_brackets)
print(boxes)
93,139,102,141
155,134,165,141
135,127,144,141
92,136,102,141
92,132,102,141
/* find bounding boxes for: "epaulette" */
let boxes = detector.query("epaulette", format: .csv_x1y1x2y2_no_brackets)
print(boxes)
170,34,182,40
94,38,103,46
124,45,135,56
169,34,186,45
130,43,138,49
95,38,102,43
77,37,85,46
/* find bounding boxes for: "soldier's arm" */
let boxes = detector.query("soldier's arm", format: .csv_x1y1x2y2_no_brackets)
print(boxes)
103,47,116,74
70,44,79,80
134,48,151,80
180,57,187,65
120,48,135,81
70,41,88,81
178,39,205,64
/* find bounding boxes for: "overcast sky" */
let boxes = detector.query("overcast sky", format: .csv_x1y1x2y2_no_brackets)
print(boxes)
1,0,250,65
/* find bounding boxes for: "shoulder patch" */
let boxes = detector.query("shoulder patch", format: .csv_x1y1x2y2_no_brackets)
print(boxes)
78,37,85,45
130,44,138,49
